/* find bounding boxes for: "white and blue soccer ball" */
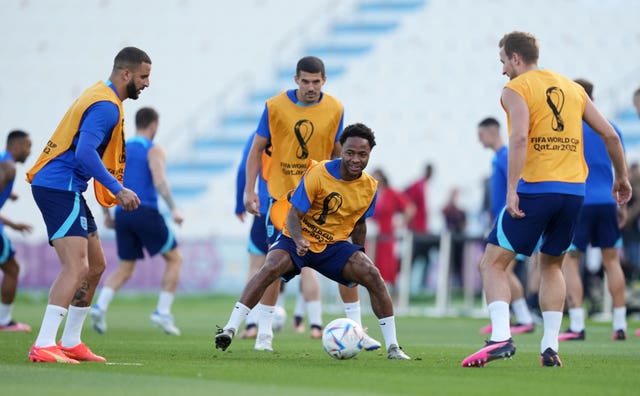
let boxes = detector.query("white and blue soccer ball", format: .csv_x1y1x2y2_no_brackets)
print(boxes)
272,305,287,332
322,318,364,359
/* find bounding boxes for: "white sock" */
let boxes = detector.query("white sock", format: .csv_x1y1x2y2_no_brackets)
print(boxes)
34,305,67,347
378,316,398,350
294,293,305,318
568,307,585,332
541,311,563,353
276,292,285,308
307,300,322,327
0,302,13,325
60,305,90,347
246,307,258,326
225,302,251,332
511,298,533,325
613,306,627,331
156,291,174,315
488,301,511,341
344,301,362,327
95,287,115,312
257,303,275,337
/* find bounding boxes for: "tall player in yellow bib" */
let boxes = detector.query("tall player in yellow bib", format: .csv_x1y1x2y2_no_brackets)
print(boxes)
461,31,631,368
238,56,380,352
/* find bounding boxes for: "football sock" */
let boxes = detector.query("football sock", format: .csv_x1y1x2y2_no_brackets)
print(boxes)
60,305,90,347
257,303,275,337
541,311,562,353
294,292,305,318
613,306,627,331
226,302,251,332
488,301,511,341
156,291,174,315
307,300,322,328
511,298,533,325
34,304,67,347
276,292,285,308
95,287,115,311
0,302,13,325
568,307,585,332
246,307,258,327
343,301,362,327
378,316,398,350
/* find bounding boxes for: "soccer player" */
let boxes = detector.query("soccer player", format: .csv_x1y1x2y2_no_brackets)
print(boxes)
559,79,628,342
477,117,535,335
26,47,149,363
461,32,630,368
0,130,33,332
90,107,183,336
215,123,411,360
241,56,380,351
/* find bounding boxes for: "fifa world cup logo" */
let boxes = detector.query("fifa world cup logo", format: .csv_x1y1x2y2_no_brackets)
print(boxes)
545,87,565,132
294,119,314,159
312,192,343,225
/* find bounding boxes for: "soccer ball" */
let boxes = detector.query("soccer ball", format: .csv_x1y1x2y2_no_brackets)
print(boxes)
322,318,364,359
272,305,287,332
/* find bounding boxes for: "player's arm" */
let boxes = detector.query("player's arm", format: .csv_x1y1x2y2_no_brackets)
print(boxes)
502,87,528,219
330,112,344,159
75,102,139,210
235,134,255,222
286,205,310,256
0,161,16,192
0,214,32,234
583,97,631,205
148,145,183,225
244,134,269,216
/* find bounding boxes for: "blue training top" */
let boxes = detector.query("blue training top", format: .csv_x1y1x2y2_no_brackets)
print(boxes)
490,146,508,220
583,120,624,205
235,132,269,215
116,135,158,211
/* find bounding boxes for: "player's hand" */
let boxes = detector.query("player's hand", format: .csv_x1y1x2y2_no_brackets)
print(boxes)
506,190,525,219
243,191,260,217
9,192,18,201
236,212,246,223
116,188,140,211
294,237,310,256
613,178,632,205
103,215,115,229
172,208,184,226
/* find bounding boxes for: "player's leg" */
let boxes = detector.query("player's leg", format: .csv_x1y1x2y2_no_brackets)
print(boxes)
0,254,31,331
239,252,265,338
507,260,535,333
559,250,586,340
300,267,322,338
148,247,183,335
538,252,565,365
216,246,297,351
340,249,409,360
601,247,627,339
338,282,381,350
58,229,107,362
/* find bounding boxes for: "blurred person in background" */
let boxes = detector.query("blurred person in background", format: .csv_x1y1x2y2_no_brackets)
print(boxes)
442,186,467,289
370,168,414,301
0,130,33,332
91,107,183,336
559,79,628,341
477,117,535,335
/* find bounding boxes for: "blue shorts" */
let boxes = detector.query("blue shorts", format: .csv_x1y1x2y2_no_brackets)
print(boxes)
115,206,177,260
248,215,269,255
0,232,16,264
32,186,97,242
487,193,583,256
269,235,363,286
570,204,621,251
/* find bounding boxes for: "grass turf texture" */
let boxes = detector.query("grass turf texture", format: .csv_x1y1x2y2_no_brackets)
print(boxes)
2,294,639,396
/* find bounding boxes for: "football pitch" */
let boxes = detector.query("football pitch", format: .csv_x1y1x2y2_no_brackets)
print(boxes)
2,294,639,396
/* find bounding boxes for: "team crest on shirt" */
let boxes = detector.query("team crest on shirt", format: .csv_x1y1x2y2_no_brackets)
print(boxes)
312,192,342,225
293,119,314,159
80,216,88,231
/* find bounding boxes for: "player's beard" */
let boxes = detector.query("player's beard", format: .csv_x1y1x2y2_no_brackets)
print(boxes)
126,80,139,100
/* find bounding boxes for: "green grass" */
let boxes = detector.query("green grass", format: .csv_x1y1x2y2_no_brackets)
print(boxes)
2,294,639,395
